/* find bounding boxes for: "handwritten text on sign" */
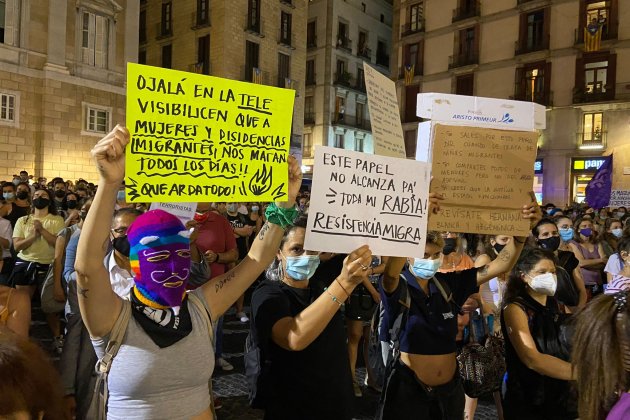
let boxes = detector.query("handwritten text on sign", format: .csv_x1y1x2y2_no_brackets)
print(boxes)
125,63,296,202
304,147,430,258
363,64,407,158
429,124,538,236
609,190,630,207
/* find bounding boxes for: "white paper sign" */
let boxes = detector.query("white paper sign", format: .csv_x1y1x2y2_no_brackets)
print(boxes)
149,202,198,225
609,190,630,207
304,146,430,258
363,63,407,158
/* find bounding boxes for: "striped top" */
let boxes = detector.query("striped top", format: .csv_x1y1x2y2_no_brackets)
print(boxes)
604,274,630,295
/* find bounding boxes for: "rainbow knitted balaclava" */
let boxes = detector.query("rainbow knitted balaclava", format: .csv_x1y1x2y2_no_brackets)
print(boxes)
127,210,191,308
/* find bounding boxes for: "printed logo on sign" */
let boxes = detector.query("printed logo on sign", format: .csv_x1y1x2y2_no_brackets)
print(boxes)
450,112,514,125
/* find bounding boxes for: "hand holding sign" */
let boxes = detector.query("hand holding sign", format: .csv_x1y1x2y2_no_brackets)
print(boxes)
339,245,373,290
92,125,130,186
277,155,302,208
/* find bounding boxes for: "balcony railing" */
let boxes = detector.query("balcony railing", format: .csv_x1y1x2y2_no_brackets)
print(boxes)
189,62,211,75
280,0,294,6
515,34,550,55
448,52,479,69
242,65,269,84
452,0,480,22
192,11,210,29
517,0,536,4
573,87,615,104
278,31,296,48
376,53,389,68
304,112,315,124
331,113,371,131
577,131,607,150
156,22,173,39
307,35,317,50
357,45,371,60
401,20,425,37
306,73,316,86
246,17,263,36
334,72,353,87
513,90,552,107
575,24,616,44
337,37,352,53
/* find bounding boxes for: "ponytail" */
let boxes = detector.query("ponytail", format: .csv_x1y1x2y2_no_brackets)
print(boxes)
573,291,630,419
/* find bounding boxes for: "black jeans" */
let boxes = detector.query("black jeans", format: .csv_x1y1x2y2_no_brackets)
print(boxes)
379,360,465,420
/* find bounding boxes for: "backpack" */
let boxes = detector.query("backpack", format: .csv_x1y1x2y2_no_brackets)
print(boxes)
244,316,272,408
40,227,74,314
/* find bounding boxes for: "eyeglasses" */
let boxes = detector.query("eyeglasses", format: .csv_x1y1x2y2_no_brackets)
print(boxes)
111,227,128,235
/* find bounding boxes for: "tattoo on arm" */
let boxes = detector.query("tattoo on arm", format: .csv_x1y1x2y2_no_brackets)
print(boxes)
479,265,489,276
498,250,511,263
214,270,236,294
78,287,89,299
258,222,270,241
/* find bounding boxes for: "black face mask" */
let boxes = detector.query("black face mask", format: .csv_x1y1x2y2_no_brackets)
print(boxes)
33,197,50,210
66,200,78,209
112,235,130,257
54,189,66,198
538,236,561,252
493,243,506,255
16,191,29,200
442,238,457,255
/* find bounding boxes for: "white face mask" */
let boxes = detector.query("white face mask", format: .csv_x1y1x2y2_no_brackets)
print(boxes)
526,272,557,296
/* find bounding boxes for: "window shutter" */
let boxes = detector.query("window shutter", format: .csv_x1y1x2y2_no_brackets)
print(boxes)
606,53,617,100
543,7,551,49
95,16,108,68
518,12,527,52
609,0,619,39
577,0,586,43
514,67,524,99
544,61,552,105
574,56,585,97
87,13,96,66
473,24,480,59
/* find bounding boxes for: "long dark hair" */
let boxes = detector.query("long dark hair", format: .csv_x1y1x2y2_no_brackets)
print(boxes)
503,248,557,304
573,217,598,244
602,218,623,249
266,215,308,281
30,189,58,217
573,291,630,420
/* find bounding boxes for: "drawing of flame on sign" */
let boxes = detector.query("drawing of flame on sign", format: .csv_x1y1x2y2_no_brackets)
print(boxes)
249,164,273,196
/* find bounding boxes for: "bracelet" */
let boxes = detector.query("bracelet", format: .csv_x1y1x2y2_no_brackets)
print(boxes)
265,203,298,229
324,287,343,308
335,279,350,298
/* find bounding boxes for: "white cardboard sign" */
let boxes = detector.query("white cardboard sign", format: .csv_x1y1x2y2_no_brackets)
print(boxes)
304,146,430,258
149,202,198,225
363,63,407,158
609,190,630,207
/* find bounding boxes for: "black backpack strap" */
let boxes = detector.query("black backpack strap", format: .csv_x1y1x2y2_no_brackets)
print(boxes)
431,276,463,315
389,275,411,362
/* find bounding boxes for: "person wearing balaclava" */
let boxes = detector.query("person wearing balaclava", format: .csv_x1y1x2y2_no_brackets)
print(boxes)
74,125,302,418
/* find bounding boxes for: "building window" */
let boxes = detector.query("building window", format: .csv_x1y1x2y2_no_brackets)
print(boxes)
451,26,478,68
198,35,210,75
356,68,365,91
335,96,345,123
247,0,261,33
453,0,480,22
85,104,111,134
138,49,146,64
337,21,351,51
280,12,292,45
403,42,422,76
335,59,348,84
575,52,616,102
304,96,314,123
334,133,344,149
197,0,209,26
306,59,315,85
582,112,604,145
278,53,290,87
409,3,424,32
404,130,417,158
355,137,364,152
358,31,370,59
307,21,316,48
161,44,172,68
455,73,474,96
376,40,388,68
139,9,147,44
161,2,172,36
0,93,15,123
517,9,549,54
578,0,617,42
81,11,109,68
0,0,5,43
303,133,313,157
245,41,260,82
515,61,551,106
404,85,420,122
356,102,365,126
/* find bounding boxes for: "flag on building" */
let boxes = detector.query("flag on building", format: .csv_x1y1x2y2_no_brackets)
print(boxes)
285,78,294,89
584,22,602,52
585,154,613,208
404,64,415,86
252,68,263,84
190,62,203,74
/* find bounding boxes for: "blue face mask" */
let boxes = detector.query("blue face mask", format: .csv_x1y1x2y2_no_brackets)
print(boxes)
411,257,441,279
117,190,125,201
3,192,14,200
559,228,574,242
283,254,320,281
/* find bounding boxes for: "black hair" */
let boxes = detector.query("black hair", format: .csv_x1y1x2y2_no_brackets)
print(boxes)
30,189,58,217
1,182,15,191
265,215,308,282
618,237,630,255
531,218,558,238
112,207,144,221
504,248,557,304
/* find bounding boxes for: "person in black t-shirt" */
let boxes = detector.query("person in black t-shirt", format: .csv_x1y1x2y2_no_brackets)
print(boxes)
251,216,372,420
226,202,254,323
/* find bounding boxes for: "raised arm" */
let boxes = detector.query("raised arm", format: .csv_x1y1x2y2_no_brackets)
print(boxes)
74,126,127,338
271,246,372,351
201,156,302,321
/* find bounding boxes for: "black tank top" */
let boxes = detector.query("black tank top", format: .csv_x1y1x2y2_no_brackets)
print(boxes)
4,202,30,228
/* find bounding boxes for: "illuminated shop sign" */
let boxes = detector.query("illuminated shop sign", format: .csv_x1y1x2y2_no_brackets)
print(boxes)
572,157,606,172
534,159,543,174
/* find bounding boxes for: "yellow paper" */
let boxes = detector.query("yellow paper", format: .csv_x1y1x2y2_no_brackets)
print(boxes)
125,63,296,202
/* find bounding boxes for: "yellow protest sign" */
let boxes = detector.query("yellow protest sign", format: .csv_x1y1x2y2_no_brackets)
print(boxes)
125,63,296,202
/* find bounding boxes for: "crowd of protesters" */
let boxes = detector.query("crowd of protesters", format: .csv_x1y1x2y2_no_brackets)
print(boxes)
1,126,630,420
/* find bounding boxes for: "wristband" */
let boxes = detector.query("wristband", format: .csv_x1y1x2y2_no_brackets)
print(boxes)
324,287,343,308
265,203,298,229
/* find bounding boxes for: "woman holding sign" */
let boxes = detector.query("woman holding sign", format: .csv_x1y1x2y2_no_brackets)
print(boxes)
74,125,303,419
378,196,540,420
